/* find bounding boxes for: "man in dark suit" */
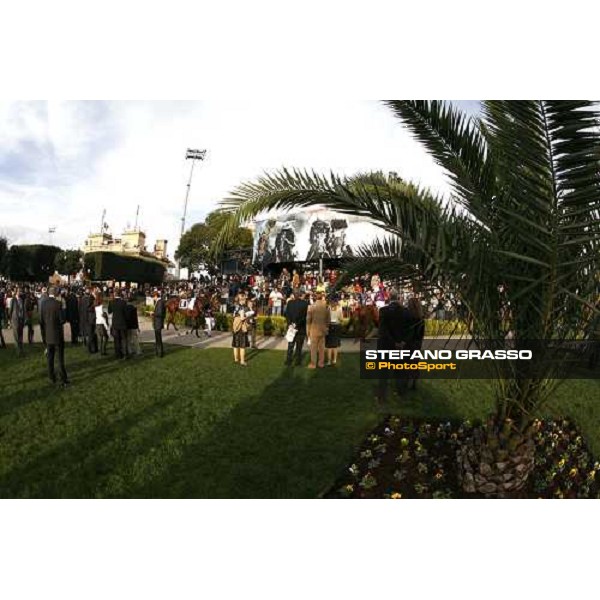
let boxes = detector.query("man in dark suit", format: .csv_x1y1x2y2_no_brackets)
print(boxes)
38,286,48,348
284,292,309,366
65,288,80,345
125,294,141,357
108,289,128,359
0,288,7,349
153,291,166,358
40,287,69,386
376,289,411,400
9,286,25,357
86,290,98,353
78,290,89,347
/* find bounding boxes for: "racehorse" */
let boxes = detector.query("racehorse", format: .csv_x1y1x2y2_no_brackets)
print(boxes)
165,297,182,331
186,295,205,337
347,303,379,342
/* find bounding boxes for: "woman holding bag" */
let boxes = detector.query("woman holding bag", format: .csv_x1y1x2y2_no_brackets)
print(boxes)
325,296,343,366
232,294,250,367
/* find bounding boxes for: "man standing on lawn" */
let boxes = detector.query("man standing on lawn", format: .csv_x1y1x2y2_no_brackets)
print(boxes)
78,288,89,348
108,289,128,359
270,286,283,316
153,290,166,358
125,294,142,357
65,287,80,345
8,285,25,357
284,291,309,366
0,287,7,349
376,289,411,401
40,286,70,387
306,292,330,368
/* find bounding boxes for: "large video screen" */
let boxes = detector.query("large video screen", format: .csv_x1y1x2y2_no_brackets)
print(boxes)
252,209,383,264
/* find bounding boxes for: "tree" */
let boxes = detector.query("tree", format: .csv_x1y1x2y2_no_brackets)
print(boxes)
176,209,253,272
216,101,600,495
5,244,62,282
54,249,83,283
0,236,8,276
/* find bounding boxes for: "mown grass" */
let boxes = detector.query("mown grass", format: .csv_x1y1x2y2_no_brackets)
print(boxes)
0,343,598,498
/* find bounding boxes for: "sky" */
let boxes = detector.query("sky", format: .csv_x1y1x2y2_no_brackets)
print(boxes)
0,100,481,259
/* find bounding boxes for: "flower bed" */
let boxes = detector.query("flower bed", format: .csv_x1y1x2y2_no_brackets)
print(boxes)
326,417,600,499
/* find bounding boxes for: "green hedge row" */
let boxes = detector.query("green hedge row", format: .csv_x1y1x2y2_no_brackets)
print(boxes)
85,252,166,284
141,306,468,338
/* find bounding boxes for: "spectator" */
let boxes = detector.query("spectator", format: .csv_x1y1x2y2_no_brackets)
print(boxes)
108,289,128,359
232,294,249,366
40,286,69,387
284,291,309,367
95,295,110,356
270,287,283,316
86,289,98,354
246,299,258,349
306,292,330,369
9,285,25,357
24,288,36,344
0,287,6,349
325,297,343,366
66,288,80,345
126,295,142,357
376,289,411,401
153,290,166,358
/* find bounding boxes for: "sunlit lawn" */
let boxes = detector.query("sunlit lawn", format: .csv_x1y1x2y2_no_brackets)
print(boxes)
1,343,598,498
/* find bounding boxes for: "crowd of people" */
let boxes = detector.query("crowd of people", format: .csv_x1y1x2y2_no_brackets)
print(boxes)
0,267,449,387
154,267,464,321
0,282,169,387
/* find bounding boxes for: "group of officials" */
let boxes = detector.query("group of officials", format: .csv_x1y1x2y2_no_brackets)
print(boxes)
0,285,169,388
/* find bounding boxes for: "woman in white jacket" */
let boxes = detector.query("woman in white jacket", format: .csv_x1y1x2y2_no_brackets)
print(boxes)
95,296,110,356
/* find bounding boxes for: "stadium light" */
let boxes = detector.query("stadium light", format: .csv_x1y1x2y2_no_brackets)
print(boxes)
178,148,207,278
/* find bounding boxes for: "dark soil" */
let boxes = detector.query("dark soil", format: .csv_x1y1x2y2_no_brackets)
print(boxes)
325,416,600,499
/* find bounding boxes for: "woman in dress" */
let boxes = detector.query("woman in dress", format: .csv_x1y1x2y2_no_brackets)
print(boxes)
232,294,249,366
325,297,343,366
246,299,258,349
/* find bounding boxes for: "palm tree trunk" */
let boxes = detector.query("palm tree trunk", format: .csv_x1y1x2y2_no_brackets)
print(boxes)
457,418,536,497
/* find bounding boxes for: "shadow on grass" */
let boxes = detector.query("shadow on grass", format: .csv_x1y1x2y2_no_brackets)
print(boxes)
0,392,187,498
0,345,188,418
0,348,467,499
128,365,464,498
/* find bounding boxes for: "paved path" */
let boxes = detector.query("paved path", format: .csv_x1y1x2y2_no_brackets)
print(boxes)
2,316,468,353
139,327,367,352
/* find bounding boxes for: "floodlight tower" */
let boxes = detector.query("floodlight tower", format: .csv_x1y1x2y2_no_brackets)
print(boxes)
178,148,207,278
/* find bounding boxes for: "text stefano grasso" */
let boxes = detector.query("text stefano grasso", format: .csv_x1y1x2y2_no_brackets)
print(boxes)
364,349,533,361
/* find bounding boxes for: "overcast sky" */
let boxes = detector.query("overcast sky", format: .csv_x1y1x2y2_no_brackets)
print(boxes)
0,100,480,259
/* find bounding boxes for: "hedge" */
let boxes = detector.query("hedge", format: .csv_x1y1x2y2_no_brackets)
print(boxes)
85,252,166,284
141,308,468,338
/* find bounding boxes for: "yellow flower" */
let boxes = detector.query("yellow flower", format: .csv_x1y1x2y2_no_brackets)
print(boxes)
557,458,566,468
569,468,578,478
390,492,402,499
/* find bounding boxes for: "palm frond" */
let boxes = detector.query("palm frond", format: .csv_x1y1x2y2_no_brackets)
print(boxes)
384,100,494,215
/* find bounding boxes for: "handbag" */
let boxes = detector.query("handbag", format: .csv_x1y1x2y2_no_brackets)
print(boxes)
285,324,298,343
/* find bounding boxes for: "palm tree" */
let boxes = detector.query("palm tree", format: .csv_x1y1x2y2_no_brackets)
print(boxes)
217,101,600,495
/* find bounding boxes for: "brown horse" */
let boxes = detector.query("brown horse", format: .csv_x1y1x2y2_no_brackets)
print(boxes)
165,297,182,331
186,296,205,337
347,303,379,342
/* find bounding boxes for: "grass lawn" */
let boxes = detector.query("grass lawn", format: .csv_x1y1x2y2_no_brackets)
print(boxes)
1,343,599,498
